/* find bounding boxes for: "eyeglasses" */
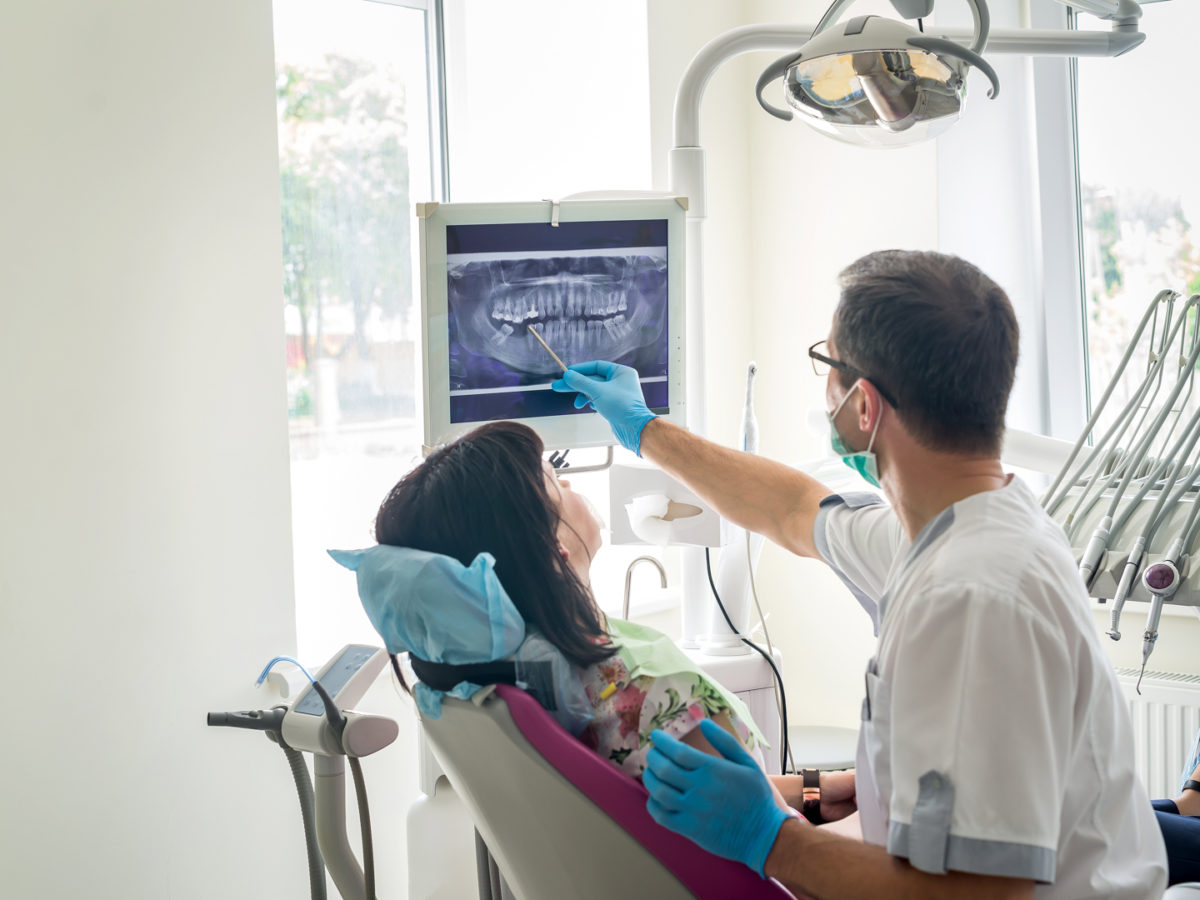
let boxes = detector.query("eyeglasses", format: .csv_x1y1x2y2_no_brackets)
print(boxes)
808,340,899,409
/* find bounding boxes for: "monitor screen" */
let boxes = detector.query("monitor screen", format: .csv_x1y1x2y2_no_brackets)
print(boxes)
419,198,686,451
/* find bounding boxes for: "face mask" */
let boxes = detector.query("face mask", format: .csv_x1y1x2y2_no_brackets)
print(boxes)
828,381,882,488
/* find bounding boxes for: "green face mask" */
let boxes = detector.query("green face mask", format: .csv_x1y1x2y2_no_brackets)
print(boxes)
828,381,882,488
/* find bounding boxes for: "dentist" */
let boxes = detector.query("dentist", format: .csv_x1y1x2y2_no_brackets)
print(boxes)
552,250,1167,899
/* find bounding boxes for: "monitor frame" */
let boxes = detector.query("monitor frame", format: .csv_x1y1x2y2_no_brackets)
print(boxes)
417,197,688,452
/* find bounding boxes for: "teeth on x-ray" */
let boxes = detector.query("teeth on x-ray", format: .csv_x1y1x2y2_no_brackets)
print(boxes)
450,255,667,376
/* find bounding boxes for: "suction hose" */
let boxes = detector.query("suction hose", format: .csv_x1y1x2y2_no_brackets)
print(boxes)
349,756,376,900
280,742,328,900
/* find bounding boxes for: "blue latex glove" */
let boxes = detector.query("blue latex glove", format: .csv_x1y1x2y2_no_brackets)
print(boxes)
643,719,790,877
550,360,657,456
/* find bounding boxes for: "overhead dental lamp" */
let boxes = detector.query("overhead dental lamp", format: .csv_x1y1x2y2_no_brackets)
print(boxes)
755,0,1000,147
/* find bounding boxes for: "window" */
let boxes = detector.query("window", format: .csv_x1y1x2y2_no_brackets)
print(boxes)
442,0,657,621
1076,2,1200,425
938,2,1200,443
274,1,656,661
273,0,442,662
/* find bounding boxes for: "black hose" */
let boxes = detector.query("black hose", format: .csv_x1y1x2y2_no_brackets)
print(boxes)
349,757,376,900
281,743,327,900
705,547,792,773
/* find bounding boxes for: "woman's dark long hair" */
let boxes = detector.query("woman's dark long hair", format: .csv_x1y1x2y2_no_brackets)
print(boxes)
375,421,614,673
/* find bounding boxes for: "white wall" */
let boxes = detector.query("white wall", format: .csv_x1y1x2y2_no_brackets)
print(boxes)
444,0,652,201
744,0,942,731
0,2,308,896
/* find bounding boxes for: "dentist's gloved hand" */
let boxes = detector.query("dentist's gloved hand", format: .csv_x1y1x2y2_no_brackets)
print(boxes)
643,719,791,877
550,360,657,456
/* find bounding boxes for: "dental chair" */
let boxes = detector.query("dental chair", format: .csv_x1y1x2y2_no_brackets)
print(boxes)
421,682,796,900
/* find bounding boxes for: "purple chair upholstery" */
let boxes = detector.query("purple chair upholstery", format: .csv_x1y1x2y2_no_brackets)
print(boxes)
493,684,795,899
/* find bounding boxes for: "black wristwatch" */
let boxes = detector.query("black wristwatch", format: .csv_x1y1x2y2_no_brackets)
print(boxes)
801,769,824,825
1184,780,1200,794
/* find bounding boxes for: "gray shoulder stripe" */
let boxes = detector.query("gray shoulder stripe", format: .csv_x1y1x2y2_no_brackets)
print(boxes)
888,822,1057,883
813,500,838,564
819,490,885,511
902,506,955,570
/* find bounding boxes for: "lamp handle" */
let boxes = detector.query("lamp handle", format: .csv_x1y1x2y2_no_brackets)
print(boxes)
819,0,991,54
813,0,860,36
754,52,802,122
907,36,1001,99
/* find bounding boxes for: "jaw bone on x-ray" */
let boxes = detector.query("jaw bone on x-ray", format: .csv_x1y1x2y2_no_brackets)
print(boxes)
445,219,670,424
453,254,665,375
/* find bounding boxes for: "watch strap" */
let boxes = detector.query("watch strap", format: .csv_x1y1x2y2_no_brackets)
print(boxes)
1184,779,1200,794
801,768,824,825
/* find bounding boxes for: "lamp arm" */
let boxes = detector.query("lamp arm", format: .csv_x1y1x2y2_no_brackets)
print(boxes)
890,0,935,17
964,0,990,54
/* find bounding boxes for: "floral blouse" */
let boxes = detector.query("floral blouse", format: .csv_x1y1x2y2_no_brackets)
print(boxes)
577,653,758,778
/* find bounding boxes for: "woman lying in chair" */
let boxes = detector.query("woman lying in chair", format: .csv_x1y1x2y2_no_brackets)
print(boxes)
333,421,826,807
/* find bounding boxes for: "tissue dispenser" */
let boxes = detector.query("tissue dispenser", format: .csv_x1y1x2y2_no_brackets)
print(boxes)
609,463,722,547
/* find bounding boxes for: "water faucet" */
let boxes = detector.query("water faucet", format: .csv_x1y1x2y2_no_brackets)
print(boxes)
623,556,668,619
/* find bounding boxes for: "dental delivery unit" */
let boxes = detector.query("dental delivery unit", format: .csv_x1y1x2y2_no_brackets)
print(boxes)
1044,290,1200,691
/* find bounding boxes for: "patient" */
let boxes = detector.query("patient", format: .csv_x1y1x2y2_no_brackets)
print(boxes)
366,420,762,779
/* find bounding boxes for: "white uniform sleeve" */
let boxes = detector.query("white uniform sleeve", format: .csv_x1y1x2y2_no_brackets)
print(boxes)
813,492,906,632
881,581,1073,882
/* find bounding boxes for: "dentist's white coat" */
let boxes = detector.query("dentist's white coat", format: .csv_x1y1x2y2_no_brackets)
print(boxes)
816,476,1167,899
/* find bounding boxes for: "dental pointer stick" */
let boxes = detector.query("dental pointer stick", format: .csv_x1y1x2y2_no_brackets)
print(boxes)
528,324,568,373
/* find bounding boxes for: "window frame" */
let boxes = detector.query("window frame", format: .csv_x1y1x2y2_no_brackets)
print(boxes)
366,0,450,203
1027,1,1090,438
273,0,450,661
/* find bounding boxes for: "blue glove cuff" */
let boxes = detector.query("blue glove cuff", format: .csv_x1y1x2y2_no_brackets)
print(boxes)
747,806,792,878
616,412,657,457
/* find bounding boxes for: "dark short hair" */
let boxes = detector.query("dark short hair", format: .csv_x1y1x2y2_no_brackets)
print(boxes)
374,421,614,671
831,250,1018,455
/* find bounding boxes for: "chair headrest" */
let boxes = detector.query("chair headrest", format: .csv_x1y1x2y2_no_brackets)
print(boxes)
329,545,593,734
329,545,524,662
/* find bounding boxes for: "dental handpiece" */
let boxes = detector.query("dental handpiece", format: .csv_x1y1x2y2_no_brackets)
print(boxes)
1107,411,1200,635
1137,593,1166,695
1136,528,1189,694
742,362,759,454
1123,476,1200,648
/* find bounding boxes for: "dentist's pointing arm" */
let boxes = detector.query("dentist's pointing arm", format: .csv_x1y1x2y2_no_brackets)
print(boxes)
551,361,830,559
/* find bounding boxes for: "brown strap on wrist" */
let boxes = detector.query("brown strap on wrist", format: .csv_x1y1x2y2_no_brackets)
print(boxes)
801,768,824,825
